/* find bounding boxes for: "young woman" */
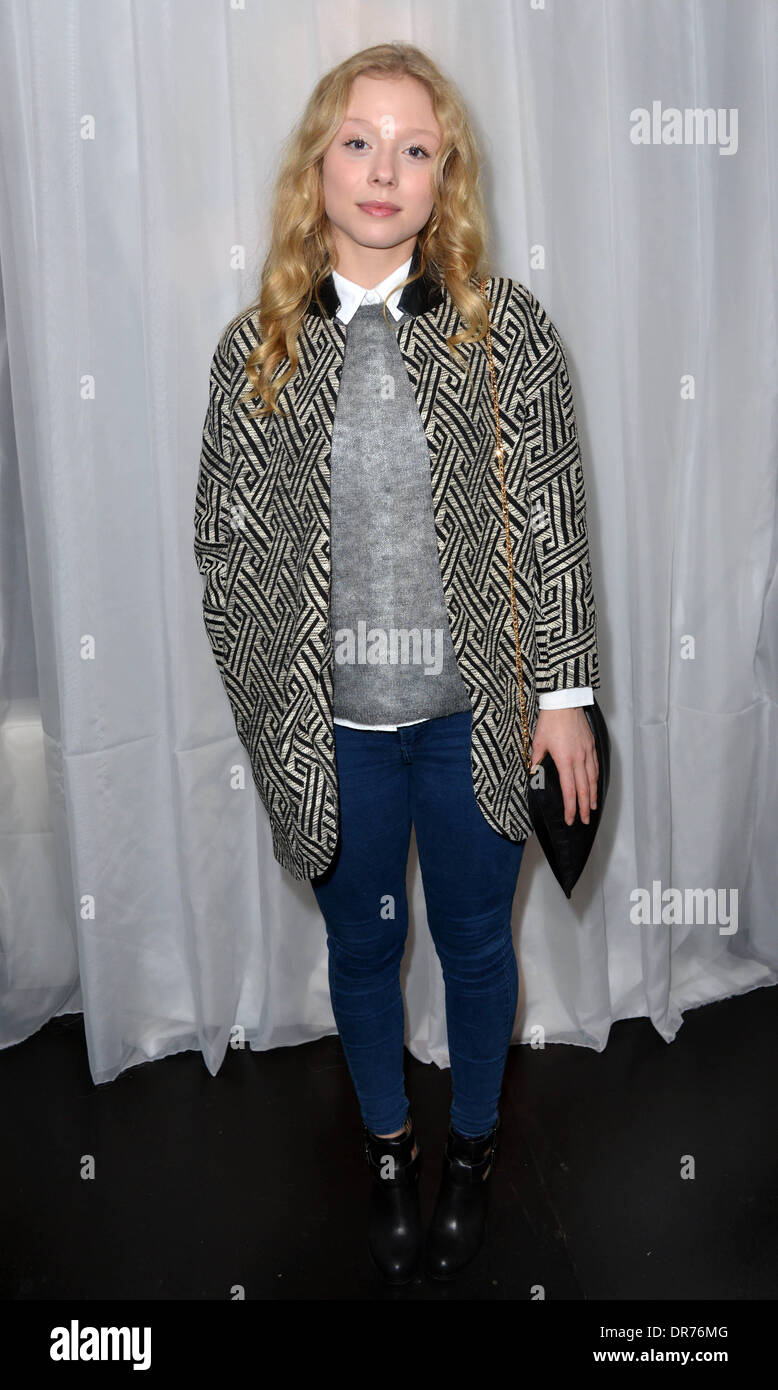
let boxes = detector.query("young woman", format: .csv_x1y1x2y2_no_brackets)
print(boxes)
194,41,601,1286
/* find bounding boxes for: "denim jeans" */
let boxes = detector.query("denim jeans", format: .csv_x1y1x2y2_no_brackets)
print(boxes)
310,709,525,1139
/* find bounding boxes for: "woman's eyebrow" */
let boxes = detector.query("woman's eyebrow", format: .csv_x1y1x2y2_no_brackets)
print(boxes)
341,117,439,140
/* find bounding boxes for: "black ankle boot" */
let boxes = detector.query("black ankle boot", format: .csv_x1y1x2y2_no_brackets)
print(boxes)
425,1117,500,1281
362,1110,422,1285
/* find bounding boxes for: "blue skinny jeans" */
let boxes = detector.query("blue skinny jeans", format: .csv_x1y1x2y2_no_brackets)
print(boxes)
311,709,525,1139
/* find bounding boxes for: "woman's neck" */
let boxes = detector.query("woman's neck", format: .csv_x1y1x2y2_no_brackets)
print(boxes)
329,232,418,289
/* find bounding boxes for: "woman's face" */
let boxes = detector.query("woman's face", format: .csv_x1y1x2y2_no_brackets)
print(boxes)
321,73,442,273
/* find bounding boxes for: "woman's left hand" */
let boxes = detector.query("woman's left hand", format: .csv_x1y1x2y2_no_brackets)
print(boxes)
530,707,599,826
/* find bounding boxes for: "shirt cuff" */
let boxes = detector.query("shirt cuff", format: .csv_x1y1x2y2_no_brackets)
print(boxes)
538,687,594,710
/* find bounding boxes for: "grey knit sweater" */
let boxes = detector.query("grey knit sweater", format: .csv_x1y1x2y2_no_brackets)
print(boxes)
329,300,472,727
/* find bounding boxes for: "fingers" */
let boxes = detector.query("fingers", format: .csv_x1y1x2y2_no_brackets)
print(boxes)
589,746,599,812
559,766,579,826
573,759,591,825
562,741,598,826
530,738,546,773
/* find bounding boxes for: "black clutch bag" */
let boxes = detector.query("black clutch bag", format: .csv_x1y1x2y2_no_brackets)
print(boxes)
480,278,610,897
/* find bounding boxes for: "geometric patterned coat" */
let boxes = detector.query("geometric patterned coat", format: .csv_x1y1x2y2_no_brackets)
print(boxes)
194,239,601,881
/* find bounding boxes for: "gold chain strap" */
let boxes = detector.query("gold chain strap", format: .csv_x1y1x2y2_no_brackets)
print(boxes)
479,277,532,774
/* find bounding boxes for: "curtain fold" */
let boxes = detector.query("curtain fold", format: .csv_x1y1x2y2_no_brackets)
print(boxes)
0,0,775,1084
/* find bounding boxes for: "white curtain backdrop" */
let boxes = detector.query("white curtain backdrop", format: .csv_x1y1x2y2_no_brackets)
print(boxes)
0,0,775,1085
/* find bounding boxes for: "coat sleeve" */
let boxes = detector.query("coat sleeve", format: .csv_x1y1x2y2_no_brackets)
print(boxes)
522,291,601,695
193,339,233,674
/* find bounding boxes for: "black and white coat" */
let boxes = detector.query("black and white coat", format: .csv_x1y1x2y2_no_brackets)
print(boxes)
194,239,601,881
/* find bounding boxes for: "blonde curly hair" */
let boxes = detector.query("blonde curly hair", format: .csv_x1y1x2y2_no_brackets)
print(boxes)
240,40,493,418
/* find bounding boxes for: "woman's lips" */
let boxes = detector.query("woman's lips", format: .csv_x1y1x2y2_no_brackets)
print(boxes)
358,203,400,216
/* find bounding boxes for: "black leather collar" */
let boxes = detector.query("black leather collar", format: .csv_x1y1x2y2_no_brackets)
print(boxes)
307,236,445,319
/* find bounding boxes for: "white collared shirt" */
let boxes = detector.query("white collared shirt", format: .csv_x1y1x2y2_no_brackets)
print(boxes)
329,255,592,727
330,254,413,327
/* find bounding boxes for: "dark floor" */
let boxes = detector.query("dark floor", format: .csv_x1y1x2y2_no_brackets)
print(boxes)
1,985,776,1301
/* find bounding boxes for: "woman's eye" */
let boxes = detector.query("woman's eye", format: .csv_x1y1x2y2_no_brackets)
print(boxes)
344,137,368,151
